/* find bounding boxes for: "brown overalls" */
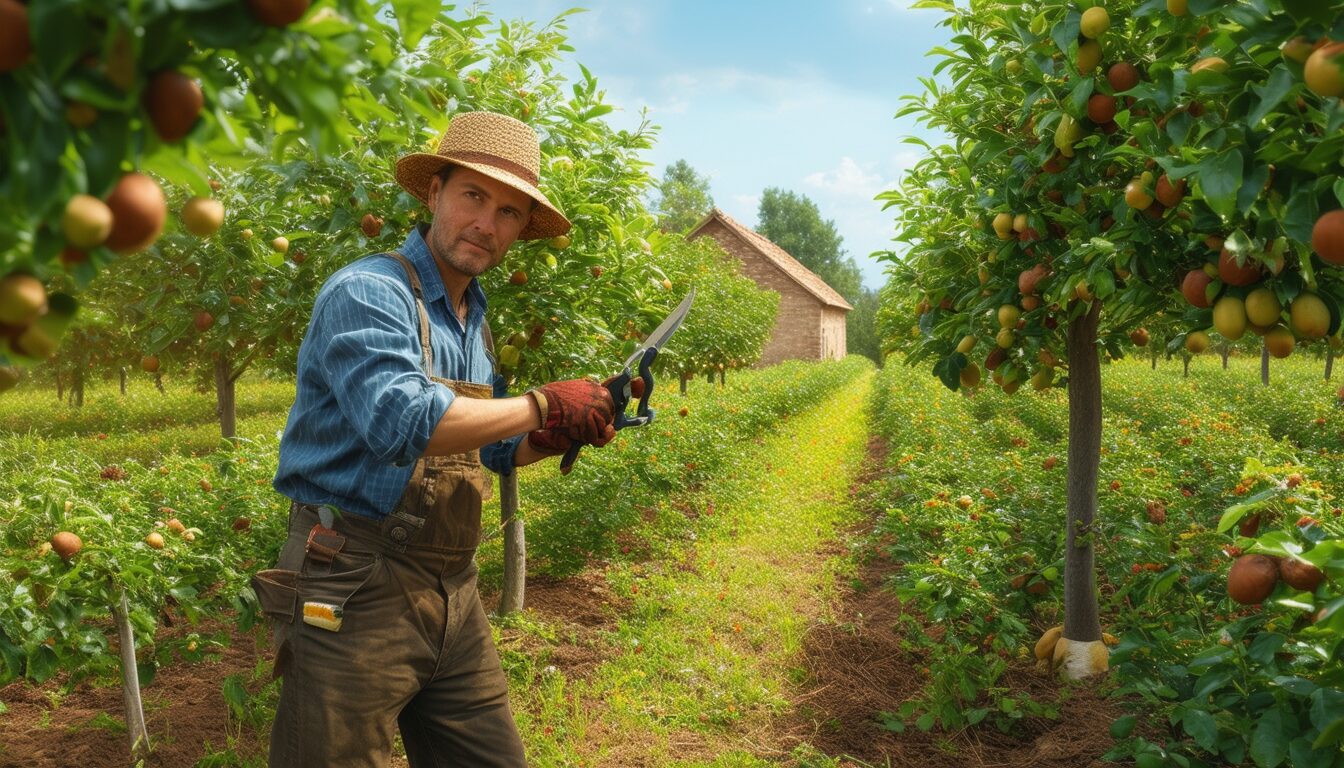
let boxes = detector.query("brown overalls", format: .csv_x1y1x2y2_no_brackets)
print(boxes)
252,252,527,767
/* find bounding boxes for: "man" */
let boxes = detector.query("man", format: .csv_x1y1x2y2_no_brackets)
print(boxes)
254,111,615,766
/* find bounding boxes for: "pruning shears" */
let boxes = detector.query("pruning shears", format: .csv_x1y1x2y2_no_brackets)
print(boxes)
560,288,695,474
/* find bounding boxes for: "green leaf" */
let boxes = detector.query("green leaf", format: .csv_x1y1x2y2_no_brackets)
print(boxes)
1248,67,1296,128
1251,708,1290,768
1289,736,1335,768
1247,632,1287,666
1217,488,1276,533
1068,78,1095,116
933,353,967,392
1111,714,1138,739
25,644,58,684
1184,709,1218,752
1199,150,1243,218
391,0,439,50
1314,717,1344,750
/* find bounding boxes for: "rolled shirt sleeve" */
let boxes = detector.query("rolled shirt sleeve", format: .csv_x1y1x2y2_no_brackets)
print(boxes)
315,274,456,466
480,372,524,476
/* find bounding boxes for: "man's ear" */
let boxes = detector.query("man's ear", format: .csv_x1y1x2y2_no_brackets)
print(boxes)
426,174,443,208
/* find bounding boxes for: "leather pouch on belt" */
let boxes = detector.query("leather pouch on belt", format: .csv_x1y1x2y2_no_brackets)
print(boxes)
295,553,380,633
251,569,298,624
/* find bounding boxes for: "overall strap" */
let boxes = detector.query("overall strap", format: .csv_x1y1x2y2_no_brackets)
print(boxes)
386,251,434,375
385,251,495,377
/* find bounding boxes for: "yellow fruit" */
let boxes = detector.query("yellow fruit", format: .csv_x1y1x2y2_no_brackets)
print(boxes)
0,273,48,326
1167,0,1188,15
549,234,571,249
1191,57,1229,75
1212,296,1247,341
14,324,56,360
998,304,1020,329
1244,287,1281,327
1079,7,1110,39
1035,625,1064,661
996,327,1016,349
1031,367,1055,390
1305,42,1344,98
1012,213,1028,233
956,335,976,354
181,197,225,237
1290,292,1331,339
271,236,289,253
1185,330,1210,353
992,212,1014,239
1077,39,1103,73
62,194,114,249
1075,280,1093,301
960,362,981,388
146,532,166,549
1265,325,1295,358
1054,114,1084,157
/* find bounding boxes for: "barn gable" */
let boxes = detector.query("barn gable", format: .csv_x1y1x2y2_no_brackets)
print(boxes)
688,208,852,365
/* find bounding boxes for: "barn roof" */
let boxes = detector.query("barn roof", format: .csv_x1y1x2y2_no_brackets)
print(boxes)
688,207,853,311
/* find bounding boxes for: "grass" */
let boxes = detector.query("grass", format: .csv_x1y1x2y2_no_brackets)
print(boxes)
503,370,875,766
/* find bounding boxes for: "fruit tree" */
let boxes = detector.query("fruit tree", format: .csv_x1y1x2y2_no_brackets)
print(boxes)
881,0,1344,678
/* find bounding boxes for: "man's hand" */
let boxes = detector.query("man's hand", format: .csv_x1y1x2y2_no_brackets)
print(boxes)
529,378,615,445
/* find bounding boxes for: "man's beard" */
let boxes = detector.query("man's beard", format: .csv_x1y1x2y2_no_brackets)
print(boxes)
434,231,500,278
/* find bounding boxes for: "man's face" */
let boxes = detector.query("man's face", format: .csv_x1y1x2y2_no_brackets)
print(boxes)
425,166,533,279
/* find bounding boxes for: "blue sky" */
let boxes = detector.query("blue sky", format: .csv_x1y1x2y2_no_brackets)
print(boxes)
476,0,956,290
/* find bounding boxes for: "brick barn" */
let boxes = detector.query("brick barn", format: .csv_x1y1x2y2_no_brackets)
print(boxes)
688,207,852,366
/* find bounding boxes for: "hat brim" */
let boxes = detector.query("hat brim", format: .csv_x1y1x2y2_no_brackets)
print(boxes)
395,153,571,241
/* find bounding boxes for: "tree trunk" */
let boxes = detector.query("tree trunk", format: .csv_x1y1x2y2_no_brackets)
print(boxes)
680,374,688,396
72,367,84,408
719,369,725,387
55,372,63,401
154,372,165,394
1220,345,1229,369
1326,349,1334,382
498,471,525,615
1061,301,1106,679
119,367,127,395
214,354,237,441
1150,347,1157,370
1261,344,1270,387
706,371,714,384
1183,355,1190,378
112,590,150,759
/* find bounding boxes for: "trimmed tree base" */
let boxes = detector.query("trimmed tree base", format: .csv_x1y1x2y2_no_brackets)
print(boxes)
1052,637,1110,679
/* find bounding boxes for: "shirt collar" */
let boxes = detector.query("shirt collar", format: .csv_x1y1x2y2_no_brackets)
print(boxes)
401,224,489,316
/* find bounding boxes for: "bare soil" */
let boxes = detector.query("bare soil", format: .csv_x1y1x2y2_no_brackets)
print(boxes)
772,436,1124,768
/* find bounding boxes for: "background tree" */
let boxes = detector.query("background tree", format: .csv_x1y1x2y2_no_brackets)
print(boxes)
756,188,864,304
846,288,883,364
653,159,714,234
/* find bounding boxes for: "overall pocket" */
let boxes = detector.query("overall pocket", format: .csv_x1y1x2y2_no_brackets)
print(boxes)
296,549,381,633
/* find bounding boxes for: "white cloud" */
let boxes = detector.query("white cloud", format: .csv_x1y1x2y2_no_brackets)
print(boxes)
803,157,887,199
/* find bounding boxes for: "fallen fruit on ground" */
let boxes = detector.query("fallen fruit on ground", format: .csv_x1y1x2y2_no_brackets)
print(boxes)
50,531,82,562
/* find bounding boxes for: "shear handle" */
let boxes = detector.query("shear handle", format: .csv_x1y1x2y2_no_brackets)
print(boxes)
558,348,659,475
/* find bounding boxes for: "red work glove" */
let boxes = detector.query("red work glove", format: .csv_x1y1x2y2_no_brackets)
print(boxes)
528,378,615,445
526,428,572,456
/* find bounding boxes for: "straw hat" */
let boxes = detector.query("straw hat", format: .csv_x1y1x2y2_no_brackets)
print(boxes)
395,111,571,240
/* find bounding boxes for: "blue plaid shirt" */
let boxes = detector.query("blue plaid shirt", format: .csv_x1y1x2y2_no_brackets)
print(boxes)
273,225,523,520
